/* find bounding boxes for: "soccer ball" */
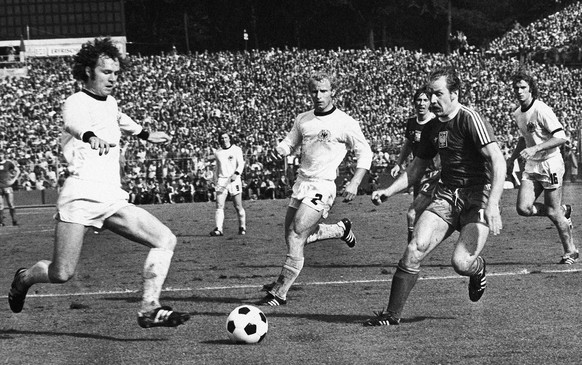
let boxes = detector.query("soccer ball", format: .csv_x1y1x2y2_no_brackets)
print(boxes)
226,305,268,344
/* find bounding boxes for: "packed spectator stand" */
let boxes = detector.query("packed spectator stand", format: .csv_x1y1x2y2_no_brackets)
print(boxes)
1,3,581,204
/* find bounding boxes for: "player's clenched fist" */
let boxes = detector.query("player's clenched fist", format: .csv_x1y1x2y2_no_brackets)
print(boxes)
371,189,389,206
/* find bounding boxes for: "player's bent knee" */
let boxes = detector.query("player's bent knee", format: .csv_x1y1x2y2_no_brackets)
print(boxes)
451,256,475,276
516,204,533,216
159,232,177,251
545,206,561,220
149,225,177,251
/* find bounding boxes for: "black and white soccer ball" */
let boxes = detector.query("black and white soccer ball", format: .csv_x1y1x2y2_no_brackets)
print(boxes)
226,305,268,344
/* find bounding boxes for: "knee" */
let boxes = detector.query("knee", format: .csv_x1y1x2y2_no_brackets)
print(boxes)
401,242,425,270
155,229,177,251
285,231,306,253
451,255,474,275
516,204,531,216
545,206,561,221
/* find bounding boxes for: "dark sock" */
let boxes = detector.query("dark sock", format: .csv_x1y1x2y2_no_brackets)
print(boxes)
386,266,419,319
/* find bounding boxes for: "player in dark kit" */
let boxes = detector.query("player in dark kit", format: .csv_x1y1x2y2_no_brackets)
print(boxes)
391,86,440,242
365,66,506,326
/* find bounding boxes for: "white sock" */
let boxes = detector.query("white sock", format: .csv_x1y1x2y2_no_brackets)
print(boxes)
215,209,225,231
238,208,246,229
306,221,344,244
270,255,304,300
141,248,173,313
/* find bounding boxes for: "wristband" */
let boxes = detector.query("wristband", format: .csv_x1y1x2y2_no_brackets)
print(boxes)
82,131,97,143
137,129,150,140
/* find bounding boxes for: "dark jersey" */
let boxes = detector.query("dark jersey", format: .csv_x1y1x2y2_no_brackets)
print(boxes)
404,115,440,173
416,105,496,188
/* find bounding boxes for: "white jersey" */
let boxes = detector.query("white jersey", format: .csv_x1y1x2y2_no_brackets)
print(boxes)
513,99,565,161
214,144,245,180
0,159,19,188
277,107,372,181
61,90,143,189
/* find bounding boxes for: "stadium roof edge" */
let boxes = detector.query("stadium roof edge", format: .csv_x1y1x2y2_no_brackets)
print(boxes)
0,37,126,57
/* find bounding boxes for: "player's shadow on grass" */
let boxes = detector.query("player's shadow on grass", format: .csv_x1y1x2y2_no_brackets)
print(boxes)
103,294,252,305
0,329,168,342
246,312,453,324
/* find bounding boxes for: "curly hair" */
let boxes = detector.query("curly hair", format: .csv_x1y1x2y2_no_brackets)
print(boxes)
511,70,539,100
71,37,123,82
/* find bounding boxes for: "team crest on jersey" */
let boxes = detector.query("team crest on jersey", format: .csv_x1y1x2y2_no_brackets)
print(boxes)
228,155,234,161
526,122,536,133
317,129,332,142
438,131,448,148
414,130,422,142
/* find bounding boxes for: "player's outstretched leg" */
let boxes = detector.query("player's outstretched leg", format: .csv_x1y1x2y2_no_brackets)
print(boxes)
137,306,191,328
8,268,29,313
468,257,487,302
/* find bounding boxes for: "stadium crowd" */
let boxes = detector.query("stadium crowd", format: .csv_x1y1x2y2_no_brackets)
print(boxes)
1,4,581,203
487,1,582,57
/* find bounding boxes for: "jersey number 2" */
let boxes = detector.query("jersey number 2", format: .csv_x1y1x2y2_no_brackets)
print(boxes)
311,193,323,206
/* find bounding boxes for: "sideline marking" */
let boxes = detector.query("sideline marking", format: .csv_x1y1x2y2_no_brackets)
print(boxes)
17,267,582,299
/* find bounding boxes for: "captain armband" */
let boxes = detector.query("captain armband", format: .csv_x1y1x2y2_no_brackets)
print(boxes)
137,129,150,140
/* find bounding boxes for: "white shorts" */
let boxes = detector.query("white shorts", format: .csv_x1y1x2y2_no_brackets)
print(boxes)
522,154,565,189
288,176,336,219
56,177,131,229
216,176,243,196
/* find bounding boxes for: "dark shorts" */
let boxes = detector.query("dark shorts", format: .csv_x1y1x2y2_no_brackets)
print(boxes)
425,182,490,231
413,170,440,198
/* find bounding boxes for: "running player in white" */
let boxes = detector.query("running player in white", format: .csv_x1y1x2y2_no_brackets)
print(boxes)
209,131,246,236
507,70,577,264
258,71,373,306
7,37,190,328
390,86,440,243
0,150,20,226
